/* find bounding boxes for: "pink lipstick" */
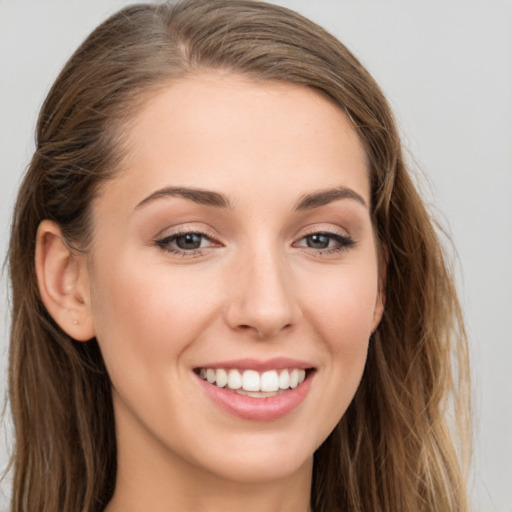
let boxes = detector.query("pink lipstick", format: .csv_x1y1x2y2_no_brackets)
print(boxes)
194,358,315,421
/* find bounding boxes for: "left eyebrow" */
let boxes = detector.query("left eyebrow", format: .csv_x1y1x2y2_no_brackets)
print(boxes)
134,186,233,211
294,186,368,210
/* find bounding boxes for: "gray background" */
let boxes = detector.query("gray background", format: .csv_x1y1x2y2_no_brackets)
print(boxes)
1,1,511,510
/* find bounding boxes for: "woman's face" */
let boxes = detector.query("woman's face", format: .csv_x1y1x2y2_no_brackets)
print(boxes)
85,73,384,485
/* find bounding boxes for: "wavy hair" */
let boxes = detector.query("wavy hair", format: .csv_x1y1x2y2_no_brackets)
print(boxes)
6,1,471,510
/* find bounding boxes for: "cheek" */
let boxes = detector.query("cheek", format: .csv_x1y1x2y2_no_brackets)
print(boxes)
89,255,221,372
302,261,379,347
301,255,378,401
293,260,378,442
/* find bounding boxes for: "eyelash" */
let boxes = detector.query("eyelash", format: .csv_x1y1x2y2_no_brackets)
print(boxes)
155,229,355,257
293,230,355,255
155,230,217,257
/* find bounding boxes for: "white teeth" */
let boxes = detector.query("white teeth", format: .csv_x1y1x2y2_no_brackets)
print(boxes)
215,368,228,388
260,370,279,392
227,369,242,389
199,367,308,392
289,369,299,388
206,368,216,383
242,370,260,391
278,369,290,389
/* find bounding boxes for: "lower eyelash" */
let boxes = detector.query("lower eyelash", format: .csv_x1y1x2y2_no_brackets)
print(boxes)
156,244,204,257
321,235,355,254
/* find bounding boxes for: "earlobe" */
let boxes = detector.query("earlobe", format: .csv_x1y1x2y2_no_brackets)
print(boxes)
35,220,95,342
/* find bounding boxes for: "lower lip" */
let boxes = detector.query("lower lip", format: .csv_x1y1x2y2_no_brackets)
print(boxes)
197,373,314,421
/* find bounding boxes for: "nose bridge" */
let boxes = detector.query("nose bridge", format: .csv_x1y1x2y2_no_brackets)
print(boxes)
225,241,301,338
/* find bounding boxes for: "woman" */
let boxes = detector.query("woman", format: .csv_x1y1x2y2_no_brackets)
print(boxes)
6,0,471,510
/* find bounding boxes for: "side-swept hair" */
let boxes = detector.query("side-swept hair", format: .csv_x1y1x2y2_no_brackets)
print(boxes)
7,1,470,510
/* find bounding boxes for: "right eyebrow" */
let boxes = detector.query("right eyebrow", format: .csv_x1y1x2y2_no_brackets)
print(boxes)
134,186,233,211
294,186,368,211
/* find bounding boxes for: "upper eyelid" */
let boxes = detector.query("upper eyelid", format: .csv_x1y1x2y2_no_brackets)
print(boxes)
158,229,212,239
157,231,218,247
298,230,352,241
300,227,347,236
294,231,354,247
155,225,351,241
155,224,219,240
153,219,355,243
295,223,351,239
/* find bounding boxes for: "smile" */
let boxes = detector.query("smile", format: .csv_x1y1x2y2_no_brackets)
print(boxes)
197,368,307,397
194,361,315,421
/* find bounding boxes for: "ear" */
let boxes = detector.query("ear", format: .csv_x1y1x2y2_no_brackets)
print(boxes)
35,220,95,341
371,288,385,333
371,243,387,333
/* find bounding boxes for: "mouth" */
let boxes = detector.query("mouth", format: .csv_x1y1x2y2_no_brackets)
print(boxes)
193,358,316,420
194,367,311,398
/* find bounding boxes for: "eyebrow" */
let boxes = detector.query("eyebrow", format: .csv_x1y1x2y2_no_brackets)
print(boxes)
134,185,367,212
294,186,368,210
135,186,232,210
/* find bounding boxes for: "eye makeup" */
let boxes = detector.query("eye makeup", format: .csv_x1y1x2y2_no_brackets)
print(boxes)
294,230,356,255
154,226,356,260
155,229,220,257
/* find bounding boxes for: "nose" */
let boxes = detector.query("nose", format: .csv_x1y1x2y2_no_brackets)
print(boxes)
224,247,302,339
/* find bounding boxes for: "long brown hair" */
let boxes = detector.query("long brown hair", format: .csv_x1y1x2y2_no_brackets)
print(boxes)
6,1,471,510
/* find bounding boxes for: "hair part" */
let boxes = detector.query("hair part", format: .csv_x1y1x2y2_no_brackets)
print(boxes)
7,1,470,510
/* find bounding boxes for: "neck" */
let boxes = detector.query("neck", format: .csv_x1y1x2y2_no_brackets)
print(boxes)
105,404,313,512
107,465,312,512
106,450,313,512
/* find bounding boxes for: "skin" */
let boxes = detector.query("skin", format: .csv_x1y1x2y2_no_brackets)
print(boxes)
37,73,384,512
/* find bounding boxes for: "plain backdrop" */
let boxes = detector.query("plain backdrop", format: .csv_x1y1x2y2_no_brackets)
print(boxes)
1,1,511,510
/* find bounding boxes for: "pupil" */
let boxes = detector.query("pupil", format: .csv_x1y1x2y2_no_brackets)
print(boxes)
176,233,202,250
307,234,330,249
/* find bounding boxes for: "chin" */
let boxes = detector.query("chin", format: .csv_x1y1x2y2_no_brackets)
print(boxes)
206,452,313,485
182,428,318,485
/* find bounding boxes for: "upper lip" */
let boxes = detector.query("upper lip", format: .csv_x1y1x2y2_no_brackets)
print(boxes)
194,357,315,372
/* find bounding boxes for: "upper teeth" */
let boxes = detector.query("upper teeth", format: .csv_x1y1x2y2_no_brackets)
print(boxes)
198,368,306,392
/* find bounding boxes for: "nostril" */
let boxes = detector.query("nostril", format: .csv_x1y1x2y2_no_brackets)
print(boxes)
236,324,253,332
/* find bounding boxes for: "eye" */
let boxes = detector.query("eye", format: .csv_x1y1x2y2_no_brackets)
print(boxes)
155,231,216,255
173,233,208,250
304,233,335,249
295,231,355,254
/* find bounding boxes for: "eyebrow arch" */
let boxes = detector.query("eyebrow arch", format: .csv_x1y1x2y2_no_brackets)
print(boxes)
135,186,232,210
295,186,368,210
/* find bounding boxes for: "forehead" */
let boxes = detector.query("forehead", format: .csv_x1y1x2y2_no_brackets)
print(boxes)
97,73,370,214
